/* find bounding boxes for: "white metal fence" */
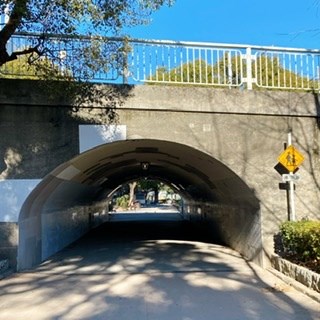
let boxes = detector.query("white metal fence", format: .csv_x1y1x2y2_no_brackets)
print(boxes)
1,33,320,91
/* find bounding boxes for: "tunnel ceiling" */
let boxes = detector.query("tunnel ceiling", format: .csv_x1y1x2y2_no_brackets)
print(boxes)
48,139,258,205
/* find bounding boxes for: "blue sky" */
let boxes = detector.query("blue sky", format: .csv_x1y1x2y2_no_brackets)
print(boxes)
126,0,320,49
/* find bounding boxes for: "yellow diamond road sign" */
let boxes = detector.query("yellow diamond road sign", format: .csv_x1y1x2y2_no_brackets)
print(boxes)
278,145,304,172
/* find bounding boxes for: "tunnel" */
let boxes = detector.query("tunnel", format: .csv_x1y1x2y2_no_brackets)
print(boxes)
17,139,262,271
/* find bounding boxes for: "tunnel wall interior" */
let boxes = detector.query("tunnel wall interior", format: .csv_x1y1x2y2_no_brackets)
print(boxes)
40,179,108,260
42,206,91,261
0,180,41,269
210,205,262,265
18,177,109,271
0,222,18,269
185,202,262,265
19,203,108,271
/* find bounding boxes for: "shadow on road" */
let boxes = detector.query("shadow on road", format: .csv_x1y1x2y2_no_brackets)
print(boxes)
0,220,318,320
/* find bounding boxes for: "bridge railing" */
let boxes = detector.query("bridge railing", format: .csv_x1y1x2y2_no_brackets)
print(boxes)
1,33,320,91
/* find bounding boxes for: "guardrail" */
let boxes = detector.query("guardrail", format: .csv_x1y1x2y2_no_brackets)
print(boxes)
1,33,320,91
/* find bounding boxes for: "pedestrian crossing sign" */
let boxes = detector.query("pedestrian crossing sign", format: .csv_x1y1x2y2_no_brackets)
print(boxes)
278,145,304,172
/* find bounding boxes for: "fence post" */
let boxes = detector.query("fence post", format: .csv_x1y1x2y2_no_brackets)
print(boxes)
122,38,130,84
245,47,253,90
227,51,232,89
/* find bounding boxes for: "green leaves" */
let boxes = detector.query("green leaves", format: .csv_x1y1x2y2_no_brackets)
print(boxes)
280,220,320,262
0,0,175,66
148,55,243,87
1,0,174,35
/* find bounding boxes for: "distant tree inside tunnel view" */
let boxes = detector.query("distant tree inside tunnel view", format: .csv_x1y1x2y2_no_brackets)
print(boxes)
112,179,179,211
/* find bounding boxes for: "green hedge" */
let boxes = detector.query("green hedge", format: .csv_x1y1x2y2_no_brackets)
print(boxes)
280,220,320,262
116,194,129,209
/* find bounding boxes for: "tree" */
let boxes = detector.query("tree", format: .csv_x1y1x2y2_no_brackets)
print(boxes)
0,1,175,123
148,55,243,87
0,1,174,68
128,179,158,207
0,51,72,79
148,53,313,90
150,60,212,84
137,179,161,203
112,179,177,210
128,181,137,208
253,55,311,89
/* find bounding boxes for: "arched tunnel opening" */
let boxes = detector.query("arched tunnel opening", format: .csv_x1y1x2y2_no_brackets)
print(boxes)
17,139,262,271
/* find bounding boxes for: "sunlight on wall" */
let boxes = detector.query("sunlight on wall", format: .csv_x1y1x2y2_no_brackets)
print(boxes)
0,147,22,180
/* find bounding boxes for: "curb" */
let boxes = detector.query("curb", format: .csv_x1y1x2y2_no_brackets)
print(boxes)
268,267,320,303
269,254,320,303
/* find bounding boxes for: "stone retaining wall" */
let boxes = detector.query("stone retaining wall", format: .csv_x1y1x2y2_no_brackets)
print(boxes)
271,254,320,293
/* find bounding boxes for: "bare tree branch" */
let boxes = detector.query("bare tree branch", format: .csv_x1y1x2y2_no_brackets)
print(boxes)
0,0,174,67
0,0,28,65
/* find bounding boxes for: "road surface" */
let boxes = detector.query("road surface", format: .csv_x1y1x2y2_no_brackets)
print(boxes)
0,220,319,320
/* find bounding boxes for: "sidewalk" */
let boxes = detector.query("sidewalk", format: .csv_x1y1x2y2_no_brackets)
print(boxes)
0,221,319,320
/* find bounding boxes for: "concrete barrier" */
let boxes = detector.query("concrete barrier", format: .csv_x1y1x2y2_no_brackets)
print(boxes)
271,254,320,293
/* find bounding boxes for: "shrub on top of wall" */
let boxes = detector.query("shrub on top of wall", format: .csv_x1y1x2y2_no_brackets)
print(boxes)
279,220,320,273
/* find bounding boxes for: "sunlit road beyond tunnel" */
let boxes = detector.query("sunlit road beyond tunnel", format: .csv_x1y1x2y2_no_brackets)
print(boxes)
0,218,319,320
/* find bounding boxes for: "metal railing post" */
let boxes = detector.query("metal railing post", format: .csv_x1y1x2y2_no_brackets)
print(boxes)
122,38,130,84
227,51,232,88
245,47,253,90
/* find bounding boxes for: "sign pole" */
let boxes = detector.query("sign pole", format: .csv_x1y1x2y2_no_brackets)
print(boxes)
287,132,296,221
277,133,304,221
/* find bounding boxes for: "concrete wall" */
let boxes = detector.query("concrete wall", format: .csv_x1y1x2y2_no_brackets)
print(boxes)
116,98,320,265
0,79,319,269
18,177,110,270
39,177,110,262
41,205,108,263
185,202,262,265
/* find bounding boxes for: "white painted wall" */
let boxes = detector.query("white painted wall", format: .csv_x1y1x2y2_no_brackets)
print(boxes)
0,180,41,222
79,124,127,152
1,125,126,224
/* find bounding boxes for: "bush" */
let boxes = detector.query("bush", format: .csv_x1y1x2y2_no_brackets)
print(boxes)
280,220,320,262
115,194,129,209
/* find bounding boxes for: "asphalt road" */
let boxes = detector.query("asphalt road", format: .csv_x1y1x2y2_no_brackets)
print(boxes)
0,220,319,320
